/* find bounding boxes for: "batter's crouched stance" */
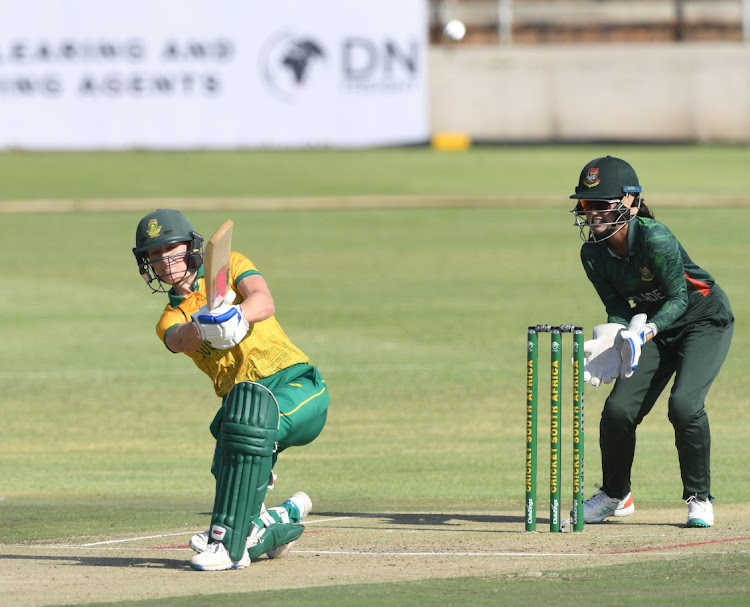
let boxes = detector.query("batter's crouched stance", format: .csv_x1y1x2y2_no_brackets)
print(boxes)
569,157,734,528
133,209,330,570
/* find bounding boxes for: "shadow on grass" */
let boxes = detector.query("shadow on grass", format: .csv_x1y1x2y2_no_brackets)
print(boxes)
0,553,188,569
314,511,690,531
316,511,523,527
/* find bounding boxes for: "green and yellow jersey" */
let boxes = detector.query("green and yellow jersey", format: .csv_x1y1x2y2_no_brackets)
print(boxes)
155,252,309,396
581,217,718,332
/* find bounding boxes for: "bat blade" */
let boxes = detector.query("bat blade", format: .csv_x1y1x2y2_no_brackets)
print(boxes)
204,220,233,310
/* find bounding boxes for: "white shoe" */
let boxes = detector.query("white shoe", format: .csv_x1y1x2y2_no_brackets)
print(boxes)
190,504,268,554
686,495,714,527
190,527,259,554
614,491,635,517
189,531,209,553
189,541,250,571
266,491,312,559
582,484,635,523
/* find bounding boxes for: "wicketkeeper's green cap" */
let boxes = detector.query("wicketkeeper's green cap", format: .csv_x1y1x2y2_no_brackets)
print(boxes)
133,209,197,254
570,155,642,200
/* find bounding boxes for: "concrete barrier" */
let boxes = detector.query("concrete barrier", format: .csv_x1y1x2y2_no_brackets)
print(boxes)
429,43,750,142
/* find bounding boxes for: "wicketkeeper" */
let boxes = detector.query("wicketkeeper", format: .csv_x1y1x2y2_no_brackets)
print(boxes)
133,209,330,570
569,156,734,527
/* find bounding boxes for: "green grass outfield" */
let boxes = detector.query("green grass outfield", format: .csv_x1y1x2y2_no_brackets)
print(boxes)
2,146,749,605
2,144,750,200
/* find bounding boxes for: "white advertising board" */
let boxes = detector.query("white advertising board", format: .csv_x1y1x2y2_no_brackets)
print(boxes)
0,0,428,149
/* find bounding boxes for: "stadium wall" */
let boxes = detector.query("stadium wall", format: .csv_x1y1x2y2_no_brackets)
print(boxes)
429,43,750,143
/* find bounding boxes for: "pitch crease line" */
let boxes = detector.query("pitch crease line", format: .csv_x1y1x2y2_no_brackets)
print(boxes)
601,536,750,555
71,516,354,547
294,550,590,557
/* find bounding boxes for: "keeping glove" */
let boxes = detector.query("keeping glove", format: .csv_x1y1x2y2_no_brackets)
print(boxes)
192,290,250,349
583,322,626,387
617,313,658,379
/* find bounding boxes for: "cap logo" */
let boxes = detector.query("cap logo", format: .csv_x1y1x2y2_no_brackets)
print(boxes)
146,219,162,239
584,168,600,188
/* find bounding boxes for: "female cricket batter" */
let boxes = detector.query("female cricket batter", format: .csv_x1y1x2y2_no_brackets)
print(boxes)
570,156,733,527
133,209,329,570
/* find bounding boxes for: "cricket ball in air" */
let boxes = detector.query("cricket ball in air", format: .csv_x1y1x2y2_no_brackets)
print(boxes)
443,19,466,42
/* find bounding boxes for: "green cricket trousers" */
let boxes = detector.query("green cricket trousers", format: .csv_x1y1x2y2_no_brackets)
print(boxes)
210,363,329,476
600,287,733,501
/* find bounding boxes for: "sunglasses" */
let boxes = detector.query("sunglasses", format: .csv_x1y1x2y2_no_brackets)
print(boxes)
580,199,621,212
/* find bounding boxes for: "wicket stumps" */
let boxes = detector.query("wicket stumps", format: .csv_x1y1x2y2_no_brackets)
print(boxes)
525,324,585,532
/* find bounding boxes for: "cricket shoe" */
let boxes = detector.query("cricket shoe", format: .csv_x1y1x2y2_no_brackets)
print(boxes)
190,504,268,554
614,490,635,517
580,484,635,523
189,541,250,571
189,531,210,554
266,491,312,559
686,495,714,528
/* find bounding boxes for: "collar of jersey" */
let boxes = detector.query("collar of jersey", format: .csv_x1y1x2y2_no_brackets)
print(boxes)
604,216,641,259
167,265,204,308
625,216,641,257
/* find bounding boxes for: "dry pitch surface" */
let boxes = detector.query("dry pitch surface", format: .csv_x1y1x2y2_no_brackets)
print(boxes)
3,504,750,606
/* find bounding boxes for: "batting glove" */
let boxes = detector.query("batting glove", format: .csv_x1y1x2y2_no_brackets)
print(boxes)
617,313,658,379
583,323,626,387
192,291,250,349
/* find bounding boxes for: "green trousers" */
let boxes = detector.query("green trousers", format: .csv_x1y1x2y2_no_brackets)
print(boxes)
256,363,330,458
210,364,329,475
600,288,733,501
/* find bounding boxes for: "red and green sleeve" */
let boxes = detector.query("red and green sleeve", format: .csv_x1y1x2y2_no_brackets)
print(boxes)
581,218,716,332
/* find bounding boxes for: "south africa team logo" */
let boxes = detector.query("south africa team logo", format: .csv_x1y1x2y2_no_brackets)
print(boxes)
146,219,162,239
639,265,655,281
584,168,600,188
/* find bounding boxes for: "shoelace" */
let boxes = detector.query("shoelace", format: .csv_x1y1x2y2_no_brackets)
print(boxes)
586,483,609,505
686,495,707,509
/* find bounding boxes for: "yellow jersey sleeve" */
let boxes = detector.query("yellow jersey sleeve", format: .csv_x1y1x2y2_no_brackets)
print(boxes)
154,252,309,397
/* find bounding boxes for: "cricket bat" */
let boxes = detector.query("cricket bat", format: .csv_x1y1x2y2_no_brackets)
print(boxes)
204,219,233,310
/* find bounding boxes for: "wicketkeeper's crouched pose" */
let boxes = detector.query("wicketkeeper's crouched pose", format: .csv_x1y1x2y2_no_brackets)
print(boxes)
133,209,329,570
569,156,734,528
